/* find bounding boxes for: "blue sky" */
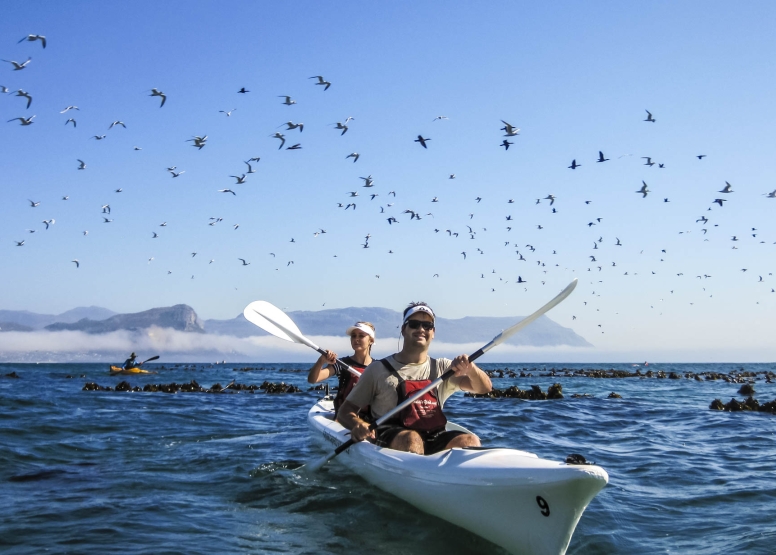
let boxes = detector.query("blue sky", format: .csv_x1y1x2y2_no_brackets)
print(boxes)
1,2,775,361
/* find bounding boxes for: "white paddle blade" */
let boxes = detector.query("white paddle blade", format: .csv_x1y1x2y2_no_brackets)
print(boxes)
243,301,304,343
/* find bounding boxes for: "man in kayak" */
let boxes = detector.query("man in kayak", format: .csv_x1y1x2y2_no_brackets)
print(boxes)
123,353,139,370
338,303,492,455
307,321,375,416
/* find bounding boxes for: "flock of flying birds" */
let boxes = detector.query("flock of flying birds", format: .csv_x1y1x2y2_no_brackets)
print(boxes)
4,32,775,332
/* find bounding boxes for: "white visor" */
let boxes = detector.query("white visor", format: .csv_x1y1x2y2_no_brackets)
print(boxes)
346,323,375,339
402,305,435,325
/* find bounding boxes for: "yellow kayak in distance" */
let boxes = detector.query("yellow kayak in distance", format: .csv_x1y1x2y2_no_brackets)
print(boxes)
109,365,156,375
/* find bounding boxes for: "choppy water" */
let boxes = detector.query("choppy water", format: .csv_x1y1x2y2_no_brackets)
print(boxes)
2,362,776,554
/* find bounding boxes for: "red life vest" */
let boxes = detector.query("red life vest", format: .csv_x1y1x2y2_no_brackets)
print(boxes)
381,358,447,432
333,356,366,415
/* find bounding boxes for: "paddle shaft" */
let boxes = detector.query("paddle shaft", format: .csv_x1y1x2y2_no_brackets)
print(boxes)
138,355,159,365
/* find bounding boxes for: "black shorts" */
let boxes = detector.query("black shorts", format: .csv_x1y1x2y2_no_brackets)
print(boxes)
374,425,468,455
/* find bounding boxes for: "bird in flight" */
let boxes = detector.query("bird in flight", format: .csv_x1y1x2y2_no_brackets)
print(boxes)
415,135,431,148
286,143,302,150
713,198,726,207
238,258,250,266
501,120,519,136
332,122,349,135
108,121,126,129
219,108,236,117
77,159,86,170
218,189,236,195
279,95,296,105
346,152,360,163
272,132,286,149
309,75,331,90
15,89,32,109
230,174,247,184
642,157,655,167
697,154,706,160
719,181,734,193
597,151,609,163
3,57,32,70
636,181,650,198
8,115,35,126
568,159,580,169
237,87,249,94
18,34,46,48
281,121,303,132
644,110,656,122
500,139,513,150
150,88,167,107
433,116,449,122
28,199,40,207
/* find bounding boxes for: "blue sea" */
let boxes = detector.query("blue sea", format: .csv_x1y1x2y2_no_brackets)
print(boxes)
2,362,775,554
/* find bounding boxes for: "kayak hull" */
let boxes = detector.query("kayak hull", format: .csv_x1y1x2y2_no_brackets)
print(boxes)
308,398,608,555
109,365,153,375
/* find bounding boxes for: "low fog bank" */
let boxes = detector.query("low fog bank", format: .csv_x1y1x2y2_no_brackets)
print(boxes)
1,328,773,364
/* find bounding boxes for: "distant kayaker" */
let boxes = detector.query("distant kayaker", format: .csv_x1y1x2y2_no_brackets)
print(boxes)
123,352,139,370
307,322,375,416
338,302,492,455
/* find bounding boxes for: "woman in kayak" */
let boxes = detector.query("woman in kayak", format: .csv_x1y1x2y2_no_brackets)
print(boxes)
307,322,375,415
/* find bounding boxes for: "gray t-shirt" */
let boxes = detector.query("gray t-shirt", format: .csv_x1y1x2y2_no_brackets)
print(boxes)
345,355,461,421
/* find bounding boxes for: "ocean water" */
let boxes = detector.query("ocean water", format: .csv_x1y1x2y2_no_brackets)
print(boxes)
1,362,775,555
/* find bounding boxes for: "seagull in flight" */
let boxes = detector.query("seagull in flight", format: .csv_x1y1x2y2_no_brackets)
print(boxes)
238,258,250,266
15,240,25,246
642,157,655,167
28,199,40,207
332,122,349,135
219,108,237,116
18,34,47,48
218,189,237,195
77,159,86,170
271,132,286,149
346,152,360,162
432,116,449,121
108,121,126,129
71,259,80,268
719,181,734,193
170,170,185,178
644,110,656,122
501,120,520,136
281,121,303,132
150,88,167,107
636,181,650,198
3,57,32,70
286,143,302,150
545,194,556,205
309,75,331,90
15,89,32,109
8,116,35,126
415,135,431,148
230,174,247,184
60,106,79,113
244,161,256,173
65,118,76,127
279,95,297,106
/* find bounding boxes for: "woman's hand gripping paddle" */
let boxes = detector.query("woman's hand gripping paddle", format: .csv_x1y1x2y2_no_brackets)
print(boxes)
305,278,579,471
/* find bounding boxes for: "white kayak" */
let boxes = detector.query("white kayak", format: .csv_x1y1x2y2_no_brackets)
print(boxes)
308,398,608,555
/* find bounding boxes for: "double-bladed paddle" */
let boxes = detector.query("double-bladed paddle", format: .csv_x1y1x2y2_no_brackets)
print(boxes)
245,278,577,471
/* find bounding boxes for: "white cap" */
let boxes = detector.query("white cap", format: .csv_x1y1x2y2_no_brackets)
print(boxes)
345,322,375,339
402,305,435,325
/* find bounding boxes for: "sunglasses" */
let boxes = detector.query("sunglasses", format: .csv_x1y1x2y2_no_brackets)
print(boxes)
405,320,434,331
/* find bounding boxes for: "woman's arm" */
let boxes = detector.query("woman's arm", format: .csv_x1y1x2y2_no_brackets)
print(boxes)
307,350,338,383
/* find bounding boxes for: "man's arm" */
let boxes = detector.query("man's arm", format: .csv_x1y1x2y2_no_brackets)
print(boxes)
449,354,492,394
337,400,375,442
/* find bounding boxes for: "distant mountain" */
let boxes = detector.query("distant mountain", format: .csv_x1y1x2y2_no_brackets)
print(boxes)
0,321,34,332
0,306,116,330
45,305,204,334
205,307,591,347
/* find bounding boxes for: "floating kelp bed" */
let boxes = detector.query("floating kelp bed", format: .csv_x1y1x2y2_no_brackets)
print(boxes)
710,397,776,414
485,368,775,383
465,383,625,400
83,380,303,394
